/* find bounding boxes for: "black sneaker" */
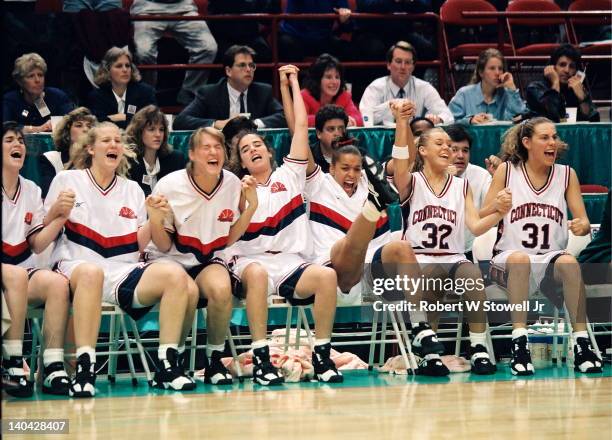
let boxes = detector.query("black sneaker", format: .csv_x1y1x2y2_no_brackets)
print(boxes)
574,337,603,373
312,343,343,383
204,350,233,385
151,348,196,391
362,156,397,212
252,346,284,386
411,322,445,357
510,335,534,376
2,356,33,398
69,353,96,398
42,362,70,395
469,344,497,375
416,353,450,376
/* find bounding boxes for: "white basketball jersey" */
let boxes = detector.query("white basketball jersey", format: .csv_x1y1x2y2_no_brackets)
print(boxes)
2,176,44,268
145,169,241,268
463,163,492,251
401,172,467,255
305,165,390,262
494,163,569,255
45,169,146,268
233,158,311,256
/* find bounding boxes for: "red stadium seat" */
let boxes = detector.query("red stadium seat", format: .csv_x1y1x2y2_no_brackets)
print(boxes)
34,0,63,13
440,0,513,93
581,184,609,193
568,0,612,56
506,0,570,56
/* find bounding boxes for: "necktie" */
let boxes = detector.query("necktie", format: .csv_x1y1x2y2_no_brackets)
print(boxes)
239,93,246,113
118,98,125,114
397,89,405,99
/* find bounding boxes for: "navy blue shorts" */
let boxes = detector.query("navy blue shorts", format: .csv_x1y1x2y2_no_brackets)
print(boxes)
278,263,315,306
117,265,155,321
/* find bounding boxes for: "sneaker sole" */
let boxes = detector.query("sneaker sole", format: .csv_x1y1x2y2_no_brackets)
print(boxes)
42,385,70,396
69,390,95,398
253,377,285,386
511,369,534,376
316,374,344,383
574,366,603,374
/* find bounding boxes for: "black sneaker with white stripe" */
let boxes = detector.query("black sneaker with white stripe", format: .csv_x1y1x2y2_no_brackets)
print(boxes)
69,353,96,398
411,322,445,356
469,344,496,375
362,156,397,212
510,335,534,376
151,348,196,391
574,337,603,373
204,350,233,385
252,346,284,386
42,361,70,395
2,356,33,398
312,343,343,383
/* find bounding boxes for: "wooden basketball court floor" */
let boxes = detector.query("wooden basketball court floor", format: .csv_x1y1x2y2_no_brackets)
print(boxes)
3,364,611,439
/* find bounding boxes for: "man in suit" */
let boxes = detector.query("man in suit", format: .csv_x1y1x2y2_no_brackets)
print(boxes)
174,45,286,130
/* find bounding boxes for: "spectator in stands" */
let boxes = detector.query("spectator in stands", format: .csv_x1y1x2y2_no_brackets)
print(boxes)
38,107,97,198
410,116,434,136
449,49,525,125
278,0,355,61
221,115,258,158
130,0,218,106
359,41,453,126
311,105,349,173
207,0,279,63
174,45,285,130
302,54,363,128
525,44,599,122
126,105,186,197
3,53,74,134
88,47,157,130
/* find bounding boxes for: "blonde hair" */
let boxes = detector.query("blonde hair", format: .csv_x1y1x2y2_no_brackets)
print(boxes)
72,122,135,177
500,117,567,164
412,127,447,172
186,127,226,174
52,107,97,155
12,53,47,86
94,47,141,86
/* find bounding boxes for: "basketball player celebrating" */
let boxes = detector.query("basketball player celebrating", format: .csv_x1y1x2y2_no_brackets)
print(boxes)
44,122,197,397
146,128,283,386
227,65,342,383
392,104,509,376
280,75,420,310
2,122,72,396
482,117,602,375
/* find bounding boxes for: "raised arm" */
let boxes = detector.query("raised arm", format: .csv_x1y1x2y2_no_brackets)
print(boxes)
281,65,309,162
391,100,417,202
280,66,296,136
565,167,590,236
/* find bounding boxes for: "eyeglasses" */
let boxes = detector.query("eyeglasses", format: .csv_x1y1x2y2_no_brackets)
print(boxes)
234,62,256,71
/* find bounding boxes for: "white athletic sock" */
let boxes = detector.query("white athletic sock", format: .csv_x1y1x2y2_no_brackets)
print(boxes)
43,348,64,367
3,340,23,357
362,201,381,222
177,345,185,355
314,338,330,347
469,332,487,348
76,346,96,364
158,344,178,361
572,331,588,341
251,340,268,350
206,343,225,359
512,327,528,340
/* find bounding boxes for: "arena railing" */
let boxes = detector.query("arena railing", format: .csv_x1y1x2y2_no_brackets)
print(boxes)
130,12,446,103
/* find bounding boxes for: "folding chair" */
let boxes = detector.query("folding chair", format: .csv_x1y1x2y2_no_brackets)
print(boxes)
440,0,514,93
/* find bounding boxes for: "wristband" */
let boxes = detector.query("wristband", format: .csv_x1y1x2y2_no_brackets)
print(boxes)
392,145,410,159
